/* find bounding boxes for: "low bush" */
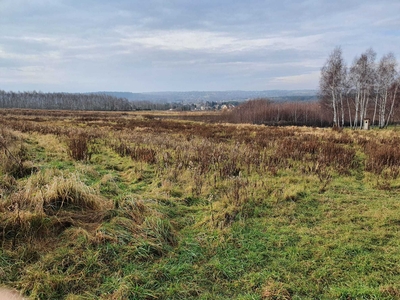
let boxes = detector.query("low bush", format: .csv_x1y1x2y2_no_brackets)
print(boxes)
66,130,94,161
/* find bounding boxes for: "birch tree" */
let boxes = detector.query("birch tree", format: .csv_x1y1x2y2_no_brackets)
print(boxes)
375,53,398,128
349,48,376,128
320,47,347,127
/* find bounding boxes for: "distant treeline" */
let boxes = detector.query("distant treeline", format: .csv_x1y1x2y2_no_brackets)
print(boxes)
0,91,193,111
226,98,331,127
227,98,400,128
0,91,133,111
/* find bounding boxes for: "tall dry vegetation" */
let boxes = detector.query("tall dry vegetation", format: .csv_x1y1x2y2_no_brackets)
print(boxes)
66,130,95,161
0,127,31,178
226,99,331,126
1,110,398,186
365,138,400,178
0,169,107,250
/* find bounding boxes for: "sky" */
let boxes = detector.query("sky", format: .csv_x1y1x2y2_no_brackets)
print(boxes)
0,0,399,93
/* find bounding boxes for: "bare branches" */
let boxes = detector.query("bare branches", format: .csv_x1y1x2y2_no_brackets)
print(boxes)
320,46,347,127
320,47,399,128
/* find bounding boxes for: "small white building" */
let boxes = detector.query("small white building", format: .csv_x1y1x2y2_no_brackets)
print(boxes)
363,119,370,130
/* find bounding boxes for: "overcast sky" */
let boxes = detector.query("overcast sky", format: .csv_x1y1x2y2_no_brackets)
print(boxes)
1,0,399,93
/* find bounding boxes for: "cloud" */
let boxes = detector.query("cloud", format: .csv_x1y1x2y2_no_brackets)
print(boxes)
269,71,321,89
0,0,399,92
115,27,323,54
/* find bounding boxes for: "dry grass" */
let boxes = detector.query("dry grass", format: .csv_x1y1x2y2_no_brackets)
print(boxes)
0,170,111,251
7,170,105,213
66,130,94,161
262,280,292,299
0,127,30,178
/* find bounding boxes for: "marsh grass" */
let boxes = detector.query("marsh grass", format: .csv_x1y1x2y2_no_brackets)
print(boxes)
0,128,32,178
2,110,400,299
66,130,95,161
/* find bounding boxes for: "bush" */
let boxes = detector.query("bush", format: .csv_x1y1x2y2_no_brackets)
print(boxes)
66,130,94,161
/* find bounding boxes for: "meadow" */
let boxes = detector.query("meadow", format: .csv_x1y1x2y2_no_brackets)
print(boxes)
1,109,400,299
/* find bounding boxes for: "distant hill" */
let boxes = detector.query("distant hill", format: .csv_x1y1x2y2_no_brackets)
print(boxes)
93,90,318,103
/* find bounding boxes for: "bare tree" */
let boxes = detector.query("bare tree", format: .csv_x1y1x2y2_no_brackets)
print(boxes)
0,91,134,111
385,77,399,127
348,48,376,129
320,47,347,127
374,53,398,128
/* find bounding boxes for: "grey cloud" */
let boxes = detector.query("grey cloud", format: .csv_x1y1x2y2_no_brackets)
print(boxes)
0,0,399,92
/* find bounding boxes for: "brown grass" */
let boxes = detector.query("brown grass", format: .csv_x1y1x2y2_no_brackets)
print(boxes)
262,280,292,300
0,170,111,250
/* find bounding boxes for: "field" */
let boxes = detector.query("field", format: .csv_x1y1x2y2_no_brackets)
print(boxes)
1,109,400,299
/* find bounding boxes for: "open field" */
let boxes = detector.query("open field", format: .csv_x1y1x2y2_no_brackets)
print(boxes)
1,109,400,299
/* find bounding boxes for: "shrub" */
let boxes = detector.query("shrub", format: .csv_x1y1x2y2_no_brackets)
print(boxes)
365,141,400,176
66,130,94,161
